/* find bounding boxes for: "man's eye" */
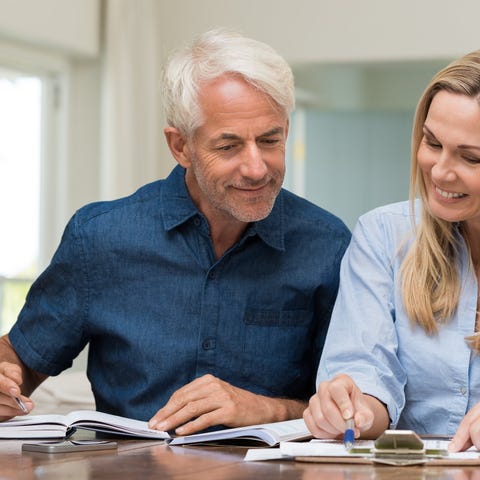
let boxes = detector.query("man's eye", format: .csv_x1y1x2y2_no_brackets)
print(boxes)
217,145,234,151
260,138,280,145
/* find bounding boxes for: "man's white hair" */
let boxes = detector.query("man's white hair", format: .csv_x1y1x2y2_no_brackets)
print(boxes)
162,28,295,137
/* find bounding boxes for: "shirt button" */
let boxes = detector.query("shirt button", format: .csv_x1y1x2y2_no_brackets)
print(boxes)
460,386,467,395
208,271,215,279
202,338,216,350
194,218,201,226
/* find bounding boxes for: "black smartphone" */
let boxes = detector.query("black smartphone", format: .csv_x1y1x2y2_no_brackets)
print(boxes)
22,439,117,454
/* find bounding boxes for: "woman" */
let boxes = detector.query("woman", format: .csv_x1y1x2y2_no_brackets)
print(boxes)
303,50,480,452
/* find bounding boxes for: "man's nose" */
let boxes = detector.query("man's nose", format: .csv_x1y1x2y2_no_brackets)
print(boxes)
239,143,268,179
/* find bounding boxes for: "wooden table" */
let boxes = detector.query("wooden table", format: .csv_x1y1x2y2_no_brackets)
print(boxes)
1,433,479,480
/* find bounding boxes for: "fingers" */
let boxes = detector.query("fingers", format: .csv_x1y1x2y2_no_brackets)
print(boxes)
303,394,340,439
0,394,33,421
149,375,232,435
304,375,355,439
0,362,33,419
160,407,221,436
304,374,374,439
328,376,356,421
148,374,279,436
152,392,223,435
0,362,22,394
449,404,480,452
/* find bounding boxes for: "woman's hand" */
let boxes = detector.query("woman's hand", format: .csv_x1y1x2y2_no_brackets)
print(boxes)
303,374,389,440
449,402,480,452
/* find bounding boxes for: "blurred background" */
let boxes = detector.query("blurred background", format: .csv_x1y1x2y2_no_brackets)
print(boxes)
0,0,478,363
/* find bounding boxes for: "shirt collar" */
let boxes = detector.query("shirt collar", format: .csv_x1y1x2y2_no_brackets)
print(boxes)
161,165,199,230
161,165,285,252
248,196,285,252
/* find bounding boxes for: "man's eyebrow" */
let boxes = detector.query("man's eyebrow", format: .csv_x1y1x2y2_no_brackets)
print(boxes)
258,127,284,137
213,127,284,143
216,133,241,141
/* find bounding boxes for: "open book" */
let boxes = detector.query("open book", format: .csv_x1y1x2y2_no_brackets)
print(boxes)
0,410,310,446
168,418,311,447
0,410,171,440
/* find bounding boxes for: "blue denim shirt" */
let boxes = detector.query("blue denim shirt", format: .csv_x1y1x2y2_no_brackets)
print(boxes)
10,165,350,421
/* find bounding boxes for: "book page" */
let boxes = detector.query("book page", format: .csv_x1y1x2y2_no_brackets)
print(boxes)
0,414,69,428
0,414,70,438
170,418,310,446
0,410,170,440
64,410,171,439
260,418,311,441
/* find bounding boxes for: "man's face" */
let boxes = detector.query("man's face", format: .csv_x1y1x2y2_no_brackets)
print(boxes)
183,75,288,225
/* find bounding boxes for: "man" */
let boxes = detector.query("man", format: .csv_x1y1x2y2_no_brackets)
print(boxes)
0,29,350,435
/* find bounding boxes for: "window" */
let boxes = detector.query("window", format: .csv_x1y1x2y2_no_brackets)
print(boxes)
0,70,42,334
0,39,70,335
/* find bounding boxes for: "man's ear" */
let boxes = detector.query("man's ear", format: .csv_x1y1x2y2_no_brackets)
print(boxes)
164,127,192,168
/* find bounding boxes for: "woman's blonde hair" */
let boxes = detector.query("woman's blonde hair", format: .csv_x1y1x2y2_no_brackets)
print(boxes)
401,50,480,350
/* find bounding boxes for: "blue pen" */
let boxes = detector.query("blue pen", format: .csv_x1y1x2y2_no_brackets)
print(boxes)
344,418,355,451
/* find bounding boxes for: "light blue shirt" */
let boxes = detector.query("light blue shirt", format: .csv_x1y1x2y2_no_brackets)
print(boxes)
317,200,480,435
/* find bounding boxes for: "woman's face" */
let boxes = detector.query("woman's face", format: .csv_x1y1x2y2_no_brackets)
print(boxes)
418,90,480,227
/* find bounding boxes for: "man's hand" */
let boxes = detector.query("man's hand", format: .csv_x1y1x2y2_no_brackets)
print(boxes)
449,403,480,452
0,361,33,420
303,373,388,440
0,334,47,421
148,374,305,435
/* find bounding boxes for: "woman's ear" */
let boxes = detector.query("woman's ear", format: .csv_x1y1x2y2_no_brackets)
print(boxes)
164,127,192,168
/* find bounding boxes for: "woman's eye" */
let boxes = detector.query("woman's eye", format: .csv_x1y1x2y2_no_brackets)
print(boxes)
463,156,480,165
425,138,441,149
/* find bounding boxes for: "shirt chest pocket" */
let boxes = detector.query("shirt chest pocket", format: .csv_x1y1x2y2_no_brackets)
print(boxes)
243,308,313,361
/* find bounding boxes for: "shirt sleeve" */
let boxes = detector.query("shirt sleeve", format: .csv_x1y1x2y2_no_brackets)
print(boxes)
9,213,89,376
316,209,407,427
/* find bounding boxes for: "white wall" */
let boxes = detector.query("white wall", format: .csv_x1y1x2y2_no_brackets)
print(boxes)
156,0,480,64
0,0,99,57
